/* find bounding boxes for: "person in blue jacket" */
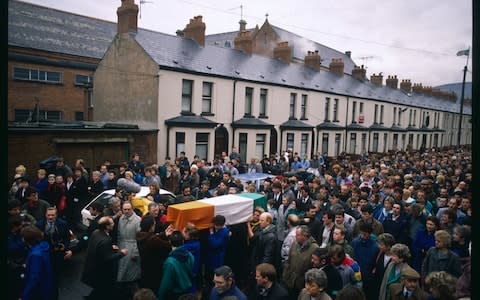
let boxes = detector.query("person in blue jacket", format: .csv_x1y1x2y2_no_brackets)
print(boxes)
20,225,55,300
204,214,231,295
350,222,379,299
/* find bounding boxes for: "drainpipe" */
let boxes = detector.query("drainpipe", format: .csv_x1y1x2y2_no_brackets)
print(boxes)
166,125,170,159
310,128,315,158
158,70,170,159
280,128,284,154
367,131,371,154
344,96,349,153
231,80,238,148
316,127,320,154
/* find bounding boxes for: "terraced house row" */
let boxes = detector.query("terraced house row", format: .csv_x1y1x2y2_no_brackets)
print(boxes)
8,0,471,174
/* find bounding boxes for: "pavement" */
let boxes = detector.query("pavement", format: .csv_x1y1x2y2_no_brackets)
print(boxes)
58,248,92,300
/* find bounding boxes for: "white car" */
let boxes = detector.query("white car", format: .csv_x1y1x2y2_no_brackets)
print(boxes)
80,186,175,227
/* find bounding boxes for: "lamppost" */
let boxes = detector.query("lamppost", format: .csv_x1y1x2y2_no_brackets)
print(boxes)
456,47,470,147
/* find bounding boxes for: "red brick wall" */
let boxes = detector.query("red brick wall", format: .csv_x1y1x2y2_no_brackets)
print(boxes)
8,47,100,121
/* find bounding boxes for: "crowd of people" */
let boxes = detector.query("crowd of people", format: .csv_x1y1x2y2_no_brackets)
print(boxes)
7,146,472,300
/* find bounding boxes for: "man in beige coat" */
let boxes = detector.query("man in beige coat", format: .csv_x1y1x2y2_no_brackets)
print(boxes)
282,225,319,299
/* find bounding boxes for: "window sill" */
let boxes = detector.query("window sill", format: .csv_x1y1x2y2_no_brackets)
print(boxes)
201,112,215,117
181,111,196,116
258,115,268,119
14,78,63,85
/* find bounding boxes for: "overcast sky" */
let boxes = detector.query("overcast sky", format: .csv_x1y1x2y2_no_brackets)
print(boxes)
21,0,472,87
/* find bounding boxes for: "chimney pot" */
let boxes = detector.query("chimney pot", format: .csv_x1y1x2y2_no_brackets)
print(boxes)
184,15,206,46
412,83,423,94
273,41,292,64
345,50,351,58
304,50,321,71
386,74,399,89
234,30,253,54
117,0,139,34
352,65,366,81
239,19,247,31
329,58,344,76
400,79,412,93
370,73,383,85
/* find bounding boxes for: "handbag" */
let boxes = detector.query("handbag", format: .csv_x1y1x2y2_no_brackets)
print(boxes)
57,195,67,212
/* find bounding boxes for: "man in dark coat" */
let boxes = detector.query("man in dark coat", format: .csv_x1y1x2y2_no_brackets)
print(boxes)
253,263,289,300
82,216,128,299
253,212,278,268
311,247,343,299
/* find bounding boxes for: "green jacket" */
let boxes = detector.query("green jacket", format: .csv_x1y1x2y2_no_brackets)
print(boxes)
157,246,194,298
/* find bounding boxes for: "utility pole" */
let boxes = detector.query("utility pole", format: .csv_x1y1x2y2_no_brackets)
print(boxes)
457,48,470,147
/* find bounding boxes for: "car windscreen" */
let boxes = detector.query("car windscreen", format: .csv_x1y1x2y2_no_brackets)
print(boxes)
159,194,176,206
92,193,115,209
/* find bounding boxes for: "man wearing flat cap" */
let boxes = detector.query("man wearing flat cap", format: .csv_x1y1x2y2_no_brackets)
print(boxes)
388,266,428,300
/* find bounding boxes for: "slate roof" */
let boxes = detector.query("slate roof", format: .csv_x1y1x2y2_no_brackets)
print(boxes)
279,119,314,130
316,122,344,130
390,124,407,132
346,123,368,131
205,23,356,73
369,123,390,131
231,117,274,129
8,0,117,59
271,24,356,73
9,0,471,116
165,115,218,128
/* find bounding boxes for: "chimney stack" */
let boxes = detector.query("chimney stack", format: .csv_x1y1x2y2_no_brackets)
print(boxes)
184,16,206,46
370,73,383,85
435,90,456,102
239,19,247,31
400,79,412,93
234,30,253,55
422,86,432,96
412,83,423,94
304,50,321,71
273,41,292,64
352,65,366,81
329,58,344,76
117,0,139,34
345,51,351,58
385,75,398,89
432,88,443,98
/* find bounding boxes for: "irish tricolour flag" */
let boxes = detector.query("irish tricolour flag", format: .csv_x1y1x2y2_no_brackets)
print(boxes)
167,193,265,230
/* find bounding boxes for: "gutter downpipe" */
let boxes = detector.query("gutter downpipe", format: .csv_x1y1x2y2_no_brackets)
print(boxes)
311,127,315,158
344,96,349,153
166,125,170,159
231,80,238,149
158,69,170,159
